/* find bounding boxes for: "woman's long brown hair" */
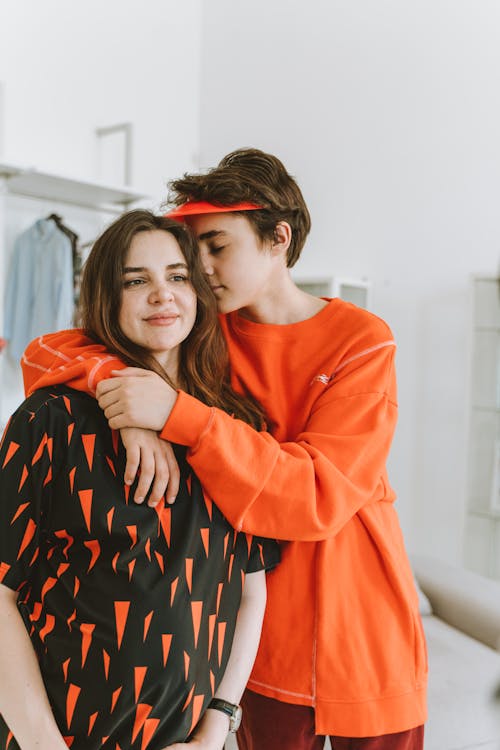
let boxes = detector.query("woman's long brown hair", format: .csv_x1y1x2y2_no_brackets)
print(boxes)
79,210,265,429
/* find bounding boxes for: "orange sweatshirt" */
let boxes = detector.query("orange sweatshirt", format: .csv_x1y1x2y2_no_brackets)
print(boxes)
22,299,427,737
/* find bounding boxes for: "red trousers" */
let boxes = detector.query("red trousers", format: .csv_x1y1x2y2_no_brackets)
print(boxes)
236,690,424,750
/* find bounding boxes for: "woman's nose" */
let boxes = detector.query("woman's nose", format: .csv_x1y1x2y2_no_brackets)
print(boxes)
150,282,174,303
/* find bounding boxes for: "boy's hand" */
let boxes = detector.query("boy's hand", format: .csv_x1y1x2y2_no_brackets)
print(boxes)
96,367,177,431
120,428,180,505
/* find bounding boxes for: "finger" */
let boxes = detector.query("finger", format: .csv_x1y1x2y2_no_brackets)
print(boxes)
123,439,140,486
164,443,181,505
147,449,170,507
96,378,122,398
108,414,129,430
134,449,155,504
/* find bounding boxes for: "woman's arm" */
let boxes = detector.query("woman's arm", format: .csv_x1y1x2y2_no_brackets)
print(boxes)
164,570,267,750
0,584,69,750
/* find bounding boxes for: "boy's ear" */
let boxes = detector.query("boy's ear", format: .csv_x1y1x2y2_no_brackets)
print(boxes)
272,221,292,256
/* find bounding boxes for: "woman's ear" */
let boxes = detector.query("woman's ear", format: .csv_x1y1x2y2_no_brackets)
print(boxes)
271,221,292,257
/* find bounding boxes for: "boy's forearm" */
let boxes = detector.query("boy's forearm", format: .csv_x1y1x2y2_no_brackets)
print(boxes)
0,586,68,750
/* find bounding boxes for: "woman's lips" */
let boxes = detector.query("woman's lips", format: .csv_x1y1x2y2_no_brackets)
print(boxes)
145,314,179,326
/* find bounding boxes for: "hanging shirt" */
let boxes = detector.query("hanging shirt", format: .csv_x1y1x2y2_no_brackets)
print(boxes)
0,386,280,750
3,219,74,361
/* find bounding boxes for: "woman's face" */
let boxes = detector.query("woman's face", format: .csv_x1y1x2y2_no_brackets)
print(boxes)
118,229,197,374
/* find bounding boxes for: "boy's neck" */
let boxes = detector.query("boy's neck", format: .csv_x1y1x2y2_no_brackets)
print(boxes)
237,276,328,325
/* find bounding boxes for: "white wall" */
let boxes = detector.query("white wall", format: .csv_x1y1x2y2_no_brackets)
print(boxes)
0,0,203,423
198,0,500,562
0,0,202,198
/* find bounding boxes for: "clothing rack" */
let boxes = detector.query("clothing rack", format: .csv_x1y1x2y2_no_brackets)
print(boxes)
0,161,149,433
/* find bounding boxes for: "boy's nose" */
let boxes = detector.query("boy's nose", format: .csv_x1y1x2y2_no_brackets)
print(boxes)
199,247,214,275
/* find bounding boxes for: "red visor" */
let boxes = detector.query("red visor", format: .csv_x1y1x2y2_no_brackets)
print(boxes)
166,200,263,221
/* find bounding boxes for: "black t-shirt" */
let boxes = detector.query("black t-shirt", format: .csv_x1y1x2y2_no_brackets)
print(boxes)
0,387,280,749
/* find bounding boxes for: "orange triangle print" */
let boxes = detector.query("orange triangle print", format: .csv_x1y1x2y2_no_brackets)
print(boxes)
78,489,93,532
134,665,148,702
80,622,95,667
82,434,96,470
31,434,48,465
182,684,195,711
143,611,154,641
188,695,205,736
141,717,160,750
88,711,98,736
17,518,37,559
107,507,115,534
67,422,75,446
191,601,203,649
11,501,29,524
18,465,29,493
155,551,164,574
84,540,100,572
184,650,190,680
217,621,227,666
103,649,110,680
3,440,20,468
132,703,152,742
161,633,173,666
66,683,81,728
208,614,216,658
63,395,72,415
69,467,76,494
111,686,122,713
114,601,130,649
62,658,70,682
0,563,11,584
185,559,193,594
200,528,209,557
170,577,178,606
39,614,55,642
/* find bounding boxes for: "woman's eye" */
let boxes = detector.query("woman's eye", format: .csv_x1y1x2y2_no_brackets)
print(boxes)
123,278,145,288
210,246,225,255
171,274,189,283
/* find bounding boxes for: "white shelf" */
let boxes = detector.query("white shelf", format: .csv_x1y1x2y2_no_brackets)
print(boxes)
0,161,148,211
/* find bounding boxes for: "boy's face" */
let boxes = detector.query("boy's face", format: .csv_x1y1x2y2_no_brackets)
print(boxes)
188,213,277,316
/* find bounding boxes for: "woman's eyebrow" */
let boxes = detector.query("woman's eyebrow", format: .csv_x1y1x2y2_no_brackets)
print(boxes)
123,262,189,273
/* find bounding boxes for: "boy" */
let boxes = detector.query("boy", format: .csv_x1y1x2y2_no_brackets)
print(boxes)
22,148,426,749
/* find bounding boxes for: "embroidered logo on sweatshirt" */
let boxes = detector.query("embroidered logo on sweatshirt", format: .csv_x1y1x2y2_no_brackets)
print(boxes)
310,373,332,386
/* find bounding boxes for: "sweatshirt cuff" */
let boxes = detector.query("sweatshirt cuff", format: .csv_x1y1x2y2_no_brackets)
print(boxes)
160,390,214,447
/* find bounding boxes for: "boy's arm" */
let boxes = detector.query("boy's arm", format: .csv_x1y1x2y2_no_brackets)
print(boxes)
22,332,180,504
22,330,125,396
0,584,69,750
164,570,267,750
96,342,398,542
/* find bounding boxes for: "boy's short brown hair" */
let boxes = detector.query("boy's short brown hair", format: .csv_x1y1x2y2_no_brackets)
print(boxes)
167,148,311,268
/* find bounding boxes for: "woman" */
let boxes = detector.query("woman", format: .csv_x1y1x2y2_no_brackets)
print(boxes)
0,210,280,750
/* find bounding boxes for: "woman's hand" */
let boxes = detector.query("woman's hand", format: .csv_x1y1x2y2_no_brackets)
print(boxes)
120,428,180,505
162,706,230,749
96,367,178,431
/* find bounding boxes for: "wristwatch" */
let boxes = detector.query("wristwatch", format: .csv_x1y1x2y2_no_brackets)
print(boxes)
207,698,243,732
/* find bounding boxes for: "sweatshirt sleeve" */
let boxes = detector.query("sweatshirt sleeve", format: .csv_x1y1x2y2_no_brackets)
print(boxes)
21,330,125,396
160,342,398,542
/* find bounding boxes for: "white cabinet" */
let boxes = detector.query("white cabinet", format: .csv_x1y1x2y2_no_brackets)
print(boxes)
464,276,500,579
